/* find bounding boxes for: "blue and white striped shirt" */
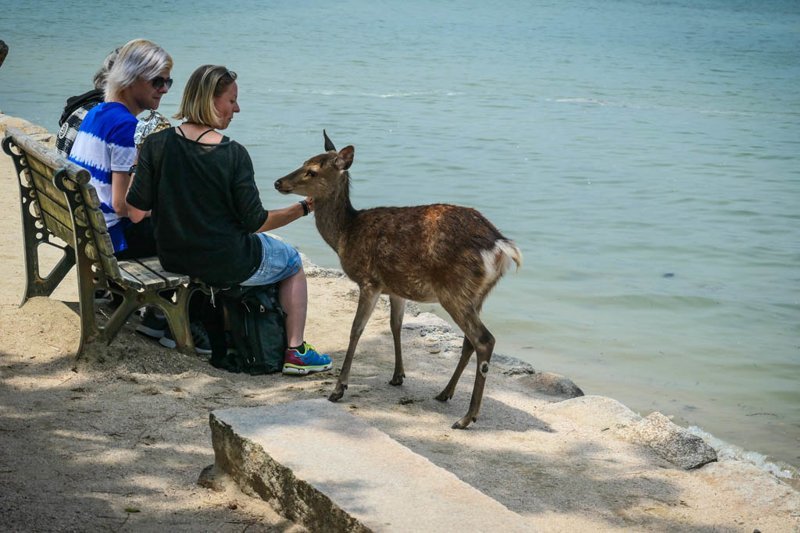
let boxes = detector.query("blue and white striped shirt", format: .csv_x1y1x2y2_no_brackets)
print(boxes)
68,102,137,253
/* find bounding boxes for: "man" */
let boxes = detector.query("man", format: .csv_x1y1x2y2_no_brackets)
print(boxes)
68,38,172,260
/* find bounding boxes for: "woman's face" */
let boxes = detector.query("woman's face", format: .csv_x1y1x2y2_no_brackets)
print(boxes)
213,81,240,130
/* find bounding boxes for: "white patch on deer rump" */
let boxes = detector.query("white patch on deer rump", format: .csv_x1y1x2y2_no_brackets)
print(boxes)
478,240,522,292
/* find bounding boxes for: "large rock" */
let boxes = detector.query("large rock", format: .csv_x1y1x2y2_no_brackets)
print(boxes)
208,399,531,532
545,396,717,470
623,411,718,470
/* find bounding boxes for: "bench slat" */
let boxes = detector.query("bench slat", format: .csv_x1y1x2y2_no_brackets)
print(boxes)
41,211,75,246
95,250,136,288
76,185,120,262
36,190,75,235
85,205,107,231
79,180,102,210
119,260,170,290
135,256,190,286
91,228,116,258
28,164,69,210
117,268,146,290
84,209,118,260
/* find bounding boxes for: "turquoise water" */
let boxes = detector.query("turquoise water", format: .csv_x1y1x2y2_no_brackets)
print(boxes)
1,0,798,467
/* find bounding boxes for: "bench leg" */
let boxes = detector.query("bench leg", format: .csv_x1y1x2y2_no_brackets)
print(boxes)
146,286,196,356
79,285,196,357
74,254,142,355
6,135,76,304
20,240,76,305
73,258,107,355
100,288,144,344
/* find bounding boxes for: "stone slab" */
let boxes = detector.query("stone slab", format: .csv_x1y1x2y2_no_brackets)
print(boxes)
210,399,531,532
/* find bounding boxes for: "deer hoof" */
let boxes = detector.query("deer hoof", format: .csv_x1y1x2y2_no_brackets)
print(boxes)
435,391,452,402
389,374,405,386
328,384,347,403
452,413,477,429
451,418,471,430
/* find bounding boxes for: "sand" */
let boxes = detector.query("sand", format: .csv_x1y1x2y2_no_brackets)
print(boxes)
1,114,798,532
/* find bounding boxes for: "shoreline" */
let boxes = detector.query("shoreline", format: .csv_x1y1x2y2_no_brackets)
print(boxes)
287,240,800,471
1,113,798,531
306,261,800,481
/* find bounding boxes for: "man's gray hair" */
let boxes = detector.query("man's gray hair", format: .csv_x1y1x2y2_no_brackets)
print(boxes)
104,39,173,100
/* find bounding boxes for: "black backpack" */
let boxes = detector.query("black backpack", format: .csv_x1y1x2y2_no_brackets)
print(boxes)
205,284,287,375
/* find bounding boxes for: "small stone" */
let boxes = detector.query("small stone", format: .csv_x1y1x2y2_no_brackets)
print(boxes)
504,366,584,399
197,464,228,492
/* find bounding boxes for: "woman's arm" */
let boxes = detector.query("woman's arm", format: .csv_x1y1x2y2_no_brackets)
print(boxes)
127,201,148,223
125,134,160,222
125,161,151,223
255,197,314,233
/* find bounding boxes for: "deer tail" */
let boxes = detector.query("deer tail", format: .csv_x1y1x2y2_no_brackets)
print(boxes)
482,239,523,284
497,239,523,272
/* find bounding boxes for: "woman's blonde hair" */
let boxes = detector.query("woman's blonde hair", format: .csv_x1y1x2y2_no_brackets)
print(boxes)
104,39,173,100
174,65,238,128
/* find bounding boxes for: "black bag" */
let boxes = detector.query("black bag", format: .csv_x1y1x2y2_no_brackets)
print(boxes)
206,284,287,375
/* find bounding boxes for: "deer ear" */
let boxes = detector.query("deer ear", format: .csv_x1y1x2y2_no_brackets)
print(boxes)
336,146,354,170
323,129,337,152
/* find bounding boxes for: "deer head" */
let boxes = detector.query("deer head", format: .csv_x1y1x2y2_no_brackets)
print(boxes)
274,130,354,200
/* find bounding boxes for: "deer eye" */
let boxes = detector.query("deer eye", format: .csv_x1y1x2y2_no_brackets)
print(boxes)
306,170,317,178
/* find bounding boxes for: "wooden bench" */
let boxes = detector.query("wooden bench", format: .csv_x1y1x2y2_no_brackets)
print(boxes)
2,126,199,355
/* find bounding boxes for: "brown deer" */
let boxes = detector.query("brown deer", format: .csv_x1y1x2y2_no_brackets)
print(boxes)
274,131,522,429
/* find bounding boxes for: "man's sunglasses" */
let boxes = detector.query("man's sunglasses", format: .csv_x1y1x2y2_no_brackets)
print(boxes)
150,76,174,90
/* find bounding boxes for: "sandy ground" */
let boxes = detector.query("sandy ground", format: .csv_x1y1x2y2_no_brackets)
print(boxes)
1,115,798,532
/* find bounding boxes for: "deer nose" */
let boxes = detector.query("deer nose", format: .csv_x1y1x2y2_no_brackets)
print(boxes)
273,180,282,190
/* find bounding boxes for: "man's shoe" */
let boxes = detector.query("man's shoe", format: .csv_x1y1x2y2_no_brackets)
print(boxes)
283,342,333,375
136,308,167,339
159,322,212,355
94,289,114,305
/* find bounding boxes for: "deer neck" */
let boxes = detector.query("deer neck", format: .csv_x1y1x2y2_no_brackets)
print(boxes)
313,173,358,254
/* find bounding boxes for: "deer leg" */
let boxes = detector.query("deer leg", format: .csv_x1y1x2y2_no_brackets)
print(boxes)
453,320,495,429
435,336,474,401
439,302,496,429
388,295,406,386
329,286,381,402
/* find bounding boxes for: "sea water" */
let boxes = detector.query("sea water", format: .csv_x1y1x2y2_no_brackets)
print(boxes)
1,0,798,468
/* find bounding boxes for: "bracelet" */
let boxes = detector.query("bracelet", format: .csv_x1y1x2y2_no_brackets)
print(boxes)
299,199,310,216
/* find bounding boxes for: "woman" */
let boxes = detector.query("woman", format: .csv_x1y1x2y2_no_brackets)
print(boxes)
126,65,332,375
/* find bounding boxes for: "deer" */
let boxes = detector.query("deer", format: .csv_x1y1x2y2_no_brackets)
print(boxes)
273,131,522,429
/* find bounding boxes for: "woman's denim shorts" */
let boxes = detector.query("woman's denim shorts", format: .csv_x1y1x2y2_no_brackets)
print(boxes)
240,233,302,286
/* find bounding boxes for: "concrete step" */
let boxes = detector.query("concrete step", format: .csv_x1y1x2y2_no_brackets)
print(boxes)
209,399,530,532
